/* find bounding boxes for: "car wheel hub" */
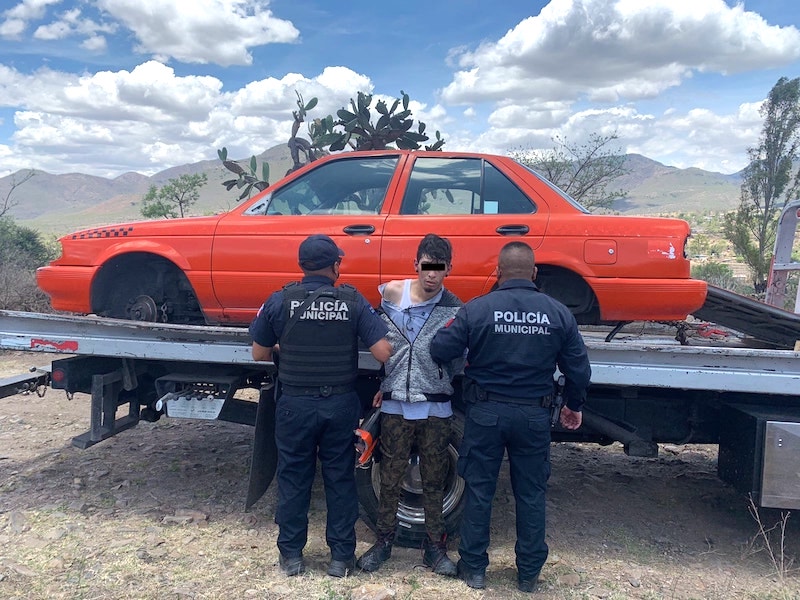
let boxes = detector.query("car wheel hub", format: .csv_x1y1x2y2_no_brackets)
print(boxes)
128,295,159,322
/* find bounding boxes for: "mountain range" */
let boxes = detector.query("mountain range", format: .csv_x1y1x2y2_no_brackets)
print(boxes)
1,146,743,236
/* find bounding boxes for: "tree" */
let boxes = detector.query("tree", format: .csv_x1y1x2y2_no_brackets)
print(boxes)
219,89,445,200
0,170,36,218
687,233,727,260
509,132,629,212
0,217,55,311
141,173,208,219
724,76,800,294
691,261,742,293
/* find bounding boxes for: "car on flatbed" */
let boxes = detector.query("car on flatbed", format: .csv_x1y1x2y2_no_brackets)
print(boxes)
37,150,707,326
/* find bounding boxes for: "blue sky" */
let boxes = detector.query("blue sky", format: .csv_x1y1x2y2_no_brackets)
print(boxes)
1,0,800,178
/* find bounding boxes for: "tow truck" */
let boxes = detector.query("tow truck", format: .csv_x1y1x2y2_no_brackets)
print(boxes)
1,201,800,546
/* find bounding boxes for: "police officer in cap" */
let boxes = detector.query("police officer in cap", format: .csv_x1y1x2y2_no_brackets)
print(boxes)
250,234,392,578
430,241,591,593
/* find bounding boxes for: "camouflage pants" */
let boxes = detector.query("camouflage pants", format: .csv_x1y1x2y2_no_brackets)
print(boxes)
376,412,452,538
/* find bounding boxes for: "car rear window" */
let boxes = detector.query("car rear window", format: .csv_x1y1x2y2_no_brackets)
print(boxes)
400,157,536,215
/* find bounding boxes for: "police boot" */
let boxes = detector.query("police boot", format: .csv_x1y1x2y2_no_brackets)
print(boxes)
357,531,394,572
422,533,458,577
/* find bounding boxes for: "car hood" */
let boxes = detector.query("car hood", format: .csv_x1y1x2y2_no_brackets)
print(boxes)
59,215,224,241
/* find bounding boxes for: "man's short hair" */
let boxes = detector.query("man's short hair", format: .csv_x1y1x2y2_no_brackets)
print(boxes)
499,241,535,276
500,241,534,263
417,233,453,263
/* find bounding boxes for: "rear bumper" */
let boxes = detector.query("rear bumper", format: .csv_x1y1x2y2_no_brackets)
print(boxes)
590,278,708,322
36,265,97,313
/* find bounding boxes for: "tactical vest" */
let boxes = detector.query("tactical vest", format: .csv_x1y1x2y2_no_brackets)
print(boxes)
278,282,359,389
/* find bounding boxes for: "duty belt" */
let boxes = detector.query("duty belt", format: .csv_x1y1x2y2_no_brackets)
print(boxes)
280,384,355,397
479,390,553,407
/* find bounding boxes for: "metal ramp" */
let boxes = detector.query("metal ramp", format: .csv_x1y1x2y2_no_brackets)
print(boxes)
693,284,800,349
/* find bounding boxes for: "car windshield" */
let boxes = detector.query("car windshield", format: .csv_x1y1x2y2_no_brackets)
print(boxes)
518,163,591,214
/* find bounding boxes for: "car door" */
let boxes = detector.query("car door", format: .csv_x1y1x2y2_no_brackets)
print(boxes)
381,154,549,302
211,154,404,323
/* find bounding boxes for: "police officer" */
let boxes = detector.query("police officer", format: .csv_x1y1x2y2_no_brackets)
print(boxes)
430,241,591,593
250,234,392,578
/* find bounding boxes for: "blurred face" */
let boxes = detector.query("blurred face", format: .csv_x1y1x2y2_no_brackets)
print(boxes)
415,254,451,294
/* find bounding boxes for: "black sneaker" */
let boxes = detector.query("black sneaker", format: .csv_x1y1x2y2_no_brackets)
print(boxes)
327,557,355,578
518,578,539,593
356,532,394,572
278,553,306,576
456,559,485,589
422,534,458,577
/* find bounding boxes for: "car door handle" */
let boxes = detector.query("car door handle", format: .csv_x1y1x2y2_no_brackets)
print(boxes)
496,224,529,235
343,225,376,235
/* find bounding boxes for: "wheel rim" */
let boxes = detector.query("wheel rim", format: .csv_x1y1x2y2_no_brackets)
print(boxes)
370,445,464,527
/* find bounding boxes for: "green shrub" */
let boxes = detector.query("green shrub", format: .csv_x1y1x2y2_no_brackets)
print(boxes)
691,261,744,293
0,217,56,311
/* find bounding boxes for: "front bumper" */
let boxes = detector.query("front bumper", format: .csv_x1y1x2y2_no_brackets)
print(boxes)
36,265,97,313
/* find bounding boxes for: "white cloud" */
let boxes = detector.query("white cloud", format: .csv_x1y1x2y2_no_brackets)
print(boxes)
446,98,764,175
0,0,60,38
33,19,70,40
0,61,381,176
33,7,117,42
96,0,300,66
433,0,800,172
440,0,800,106
80,35,107,52
0,18,26,38
0,1,795,177
3,0,60,21
630,102,764,172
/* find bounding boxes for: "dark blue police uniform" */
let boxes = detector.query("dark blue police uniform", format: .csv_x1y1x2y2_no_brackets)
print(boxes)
430,278,591,585
249,274,388,563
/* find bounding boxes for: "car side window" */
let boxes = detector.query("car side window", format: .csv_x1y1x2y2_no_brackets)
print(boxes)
400,157,536,215
244,156,399,216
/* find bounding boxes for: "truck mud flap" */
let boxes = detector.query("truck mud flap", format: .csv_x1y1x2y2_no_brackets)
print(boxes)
245,383,278,510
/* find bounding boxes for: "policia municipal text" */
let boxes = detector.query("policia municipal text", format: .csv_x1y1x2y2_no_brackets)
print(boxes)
249,234,392,578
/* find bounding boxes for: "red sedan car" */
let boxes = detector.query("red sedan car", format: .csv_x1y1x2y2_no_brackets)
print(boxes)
37,150,707,326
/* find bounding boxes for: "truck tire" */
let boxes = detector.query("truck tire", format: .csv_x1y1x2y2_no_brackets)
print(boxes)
355,411,465,548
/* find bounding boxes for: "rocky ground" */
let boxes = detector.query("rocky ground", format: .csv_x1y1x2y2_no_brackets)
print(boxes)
1,350,799,600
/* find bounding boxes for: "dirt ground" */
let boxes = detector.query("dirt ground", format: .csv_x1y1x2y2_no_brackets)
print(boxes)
1,349,799,600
